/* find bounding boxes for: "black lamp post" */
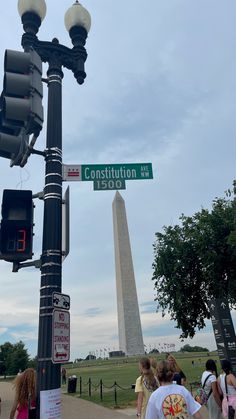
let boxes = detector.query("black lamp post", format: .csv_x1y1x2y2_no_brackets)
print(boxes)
17,0,91,416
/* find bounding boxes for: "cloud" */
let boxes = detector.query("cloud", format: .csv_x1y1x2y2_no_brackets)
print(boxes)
140,301,157,314
83,307,103,317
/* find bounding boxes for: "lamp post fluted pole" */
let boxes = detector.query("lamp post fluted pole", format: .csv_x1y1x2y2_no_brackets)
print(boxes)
18,1,91,416
38,56,63,392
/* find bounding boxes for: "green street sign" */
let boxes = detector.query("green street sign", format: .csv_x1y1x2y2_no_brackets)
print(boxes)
62,163,153,183
94,179,126,191
82,163,153,181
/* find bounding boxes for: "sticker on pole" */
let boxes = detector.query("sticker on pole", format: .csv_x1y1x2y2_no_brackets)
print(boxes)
52,309,70,363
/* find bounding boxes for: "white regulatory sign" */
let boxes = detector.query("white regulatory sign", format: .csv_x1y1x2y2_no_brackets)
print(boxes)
53,292,70,310
63,164,82,181
52,309,70,363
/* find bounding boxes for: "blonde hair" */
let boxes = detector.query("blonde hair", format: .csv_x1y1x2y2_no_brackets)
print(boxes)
13,368,36,407
166,354,182,373
149,357,157,371
139,357,158,390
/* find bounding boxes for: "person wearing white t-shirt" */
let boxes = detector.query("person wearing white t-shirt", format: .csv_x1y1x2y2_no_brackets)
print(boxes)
201,359,222,419
146,360,202,419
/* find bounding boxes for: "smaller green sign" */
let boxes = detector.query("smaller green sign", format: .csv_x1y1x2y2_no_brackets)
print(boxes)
93,179,126,191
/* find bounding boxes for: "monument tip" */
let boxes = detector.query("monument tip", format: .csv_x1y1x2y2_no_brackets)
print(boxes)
113,191,123,201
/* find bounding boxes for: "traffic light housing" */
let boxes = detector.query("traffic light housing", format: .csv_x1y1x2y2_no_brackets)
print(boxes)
0,112,29,166
0,190,34,262
2,49,43,136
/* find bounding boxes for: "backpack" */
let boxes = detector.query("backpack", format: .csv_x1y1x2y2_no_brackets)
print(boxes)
194,374,213,405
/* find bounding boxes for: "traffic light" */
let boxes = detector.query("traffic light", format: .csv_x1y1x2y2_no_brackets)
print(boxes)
0,111,29,166
2,49,43,136
0,189,34,262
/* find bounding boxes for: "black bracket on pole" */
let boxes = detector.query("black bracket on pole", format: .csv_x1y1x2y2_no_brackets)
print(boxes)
12,259,41,272
20,134,46,166
32,191,44,200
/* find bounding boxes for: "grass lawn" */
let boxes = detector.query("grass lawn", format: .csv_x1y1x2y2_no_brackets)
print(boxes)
62,351,219,409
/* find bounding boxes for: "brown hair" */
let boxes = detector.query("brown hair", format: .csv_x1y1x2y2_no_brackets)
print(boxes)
13,368,36,407
157,360,175,383
139,357,158,390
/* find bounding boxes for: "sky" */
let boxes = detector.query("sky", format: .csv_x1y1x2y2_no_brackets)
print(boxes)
0,0,236,360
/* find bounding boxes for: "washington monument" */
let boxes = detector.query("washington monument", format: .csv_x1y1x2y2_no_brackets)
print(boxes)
112,191,145,356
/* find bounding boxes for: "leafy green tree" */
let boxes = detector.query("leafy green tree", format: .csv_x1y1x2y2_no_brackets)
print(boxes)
28,356,37,370
152,182,236,339
0,342,14,375
149,348,159,354
0,341,29,375
180,344,209,352
8,341,29,375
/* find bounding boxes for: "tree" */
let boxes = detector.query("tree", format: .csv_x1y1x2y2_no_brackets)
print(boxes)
149,348,160,354
0,342,14,375
152,182,236,339
180,344,209,352
0,341,29,375
8,341,29,375
28,356,37,370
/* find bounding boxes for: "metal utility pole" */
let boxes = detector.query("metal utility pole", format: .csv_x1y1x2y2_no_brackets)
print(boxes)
17,0,91,417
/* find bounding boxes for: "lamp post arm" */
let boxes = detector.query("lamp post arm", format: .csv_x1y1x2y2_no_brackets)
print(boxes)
21,33,88,84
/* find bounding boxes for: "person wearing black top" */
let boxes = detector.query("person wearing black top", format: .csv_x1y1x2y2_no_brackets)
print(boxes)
166,354,186,385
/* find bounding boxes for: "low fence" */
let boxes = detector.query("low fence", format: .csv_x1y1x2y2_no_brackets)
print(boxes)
68,376,134,406
67,376,202,406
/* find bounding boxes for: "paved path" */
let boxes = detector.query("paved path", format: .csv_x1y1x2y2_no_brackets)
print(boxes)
0,381,136,419
0,381,208,419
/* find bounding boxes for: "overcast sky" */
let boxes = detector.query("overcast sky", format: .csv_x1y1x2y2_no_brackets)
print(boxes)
0,0,235,360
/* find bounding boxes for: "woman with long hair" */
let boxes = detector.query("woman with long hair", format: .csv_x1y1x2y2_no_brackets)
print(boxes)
9,368,36,419
166,353,187,385
218,359,236,419
201,359,222,419
135,357,158,418
146,360,202,419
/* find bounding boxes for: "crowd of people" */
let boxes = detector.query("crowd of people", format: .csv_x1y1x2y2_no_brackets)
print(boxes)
135,355,236,419
0,356,236,418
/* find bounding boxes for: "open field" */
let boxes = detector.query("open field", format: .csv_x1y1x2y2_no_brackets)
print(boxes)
0,353,210,419
62,351,219,408
0,351,218,410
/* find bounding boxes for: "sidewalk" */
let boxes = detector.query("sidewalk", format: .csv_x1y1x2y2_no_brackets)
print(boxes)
0,381,136,419
0,381,208,419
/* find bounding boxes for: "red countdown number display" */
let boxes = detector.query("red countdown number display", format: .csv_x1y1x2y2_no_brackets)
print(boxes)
0,190,33,262
6,228,27,253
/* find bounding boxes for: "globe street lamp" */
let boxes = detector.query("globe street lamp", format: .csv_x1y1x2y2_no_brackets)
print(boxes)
17,1,91,416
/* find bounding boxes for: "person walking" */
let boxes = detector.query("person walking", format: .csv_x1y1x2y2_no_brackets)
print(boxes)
146,360,202,419
61,367,67,385
9,368,36,419
166,353,187,385
135,357,158,418
201,359,222,419
218,359,236,419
